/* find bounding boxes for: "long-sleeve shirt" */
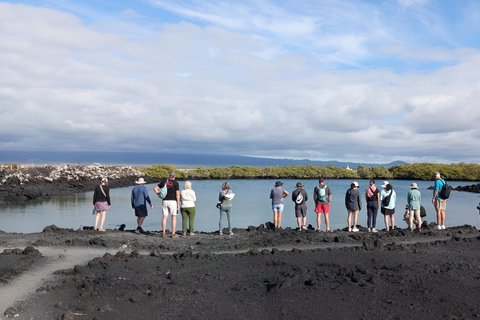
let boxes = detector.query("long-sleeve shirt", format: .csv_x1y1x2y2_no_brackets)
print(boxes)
131,185,152,208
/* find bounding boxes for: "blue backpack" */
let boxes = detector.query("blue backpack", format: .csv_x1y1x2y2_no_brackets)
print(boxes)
317,185,327,202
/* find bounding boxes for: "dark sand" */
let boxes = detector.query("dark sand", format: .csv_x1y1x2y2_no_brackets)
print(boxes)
1,224,480,319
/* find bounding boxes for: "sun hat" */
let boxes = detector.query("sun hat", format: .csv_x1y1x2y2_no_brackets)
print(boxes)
296,182,304,188
381,181,389,188
275,181,283,187
410,183,418,189
135,177,146,184
352,181,360,187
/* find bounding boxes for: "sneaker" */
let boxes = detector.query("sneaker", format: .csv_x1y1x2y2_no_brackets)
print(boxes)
441,225,446,230
135,227,144,234
352,228,359,232
316,228,322,232
434,225,442,230
219,231,223,235
189,232,195,236
372,228,378,233
229,231,234,236
301,225,307,231
368,228,372,232
348,228,352,232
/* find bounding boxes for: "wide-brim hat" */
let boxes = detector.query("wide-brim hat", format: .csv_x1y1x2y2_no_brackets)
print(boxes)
381,181,389,188
410,183,418,189
275,181,283,187
135,177,146,184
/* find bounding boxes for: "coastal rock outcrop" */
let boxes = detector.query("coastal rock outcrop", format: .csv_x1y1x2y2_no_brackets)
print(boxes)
0,163,157,204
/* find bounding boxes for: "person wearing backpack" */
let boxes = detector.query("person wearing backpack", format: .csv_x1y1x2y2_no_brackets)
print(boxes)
292,182,308,231
313,178,332,232
432,172,447,230
407,183,422,231
345,181,362,232
380,181,396,231
365,180,380,233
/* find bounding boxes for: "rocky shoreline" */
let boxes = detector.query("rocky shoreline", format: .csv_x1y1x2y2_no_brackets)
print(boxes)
1,224,480,319
0,163,160,204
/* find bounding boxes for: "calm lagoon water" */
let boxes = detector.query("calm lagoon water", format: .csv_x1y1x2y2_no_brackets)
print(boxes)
1,179,480,233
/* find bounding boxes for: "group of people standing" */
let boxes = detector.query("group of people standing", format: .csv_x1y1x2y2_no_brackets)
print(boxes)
92,171,449,235
270,172,448,232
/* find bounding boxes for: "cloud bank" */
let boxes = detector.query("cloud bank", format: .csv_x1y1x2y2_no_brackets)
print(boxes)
1,0,480,164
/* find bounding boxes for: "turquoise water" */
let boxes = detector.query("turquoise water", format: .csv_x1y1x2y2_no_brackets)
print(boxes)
1,179,479,233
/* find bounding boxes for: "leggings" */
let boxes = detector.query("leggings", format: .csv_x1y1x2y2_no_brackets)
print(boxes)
219,206,232,232
181,207,196,233
367,200,379,228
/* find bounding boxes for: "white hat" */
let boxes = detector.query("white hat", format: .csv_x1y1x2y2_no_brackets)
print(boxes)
381,181,389,188
352,181,359,187
135,177,146,184
410,183,418,189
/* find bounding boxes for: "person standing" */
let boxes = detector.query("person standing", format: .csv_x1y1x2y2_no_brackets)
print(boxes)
313,178,332,232
218,182,235,235
93,177,111,232
365,180,380,233
131,177,153,233
180,181,196,236
345,182,362,232
292,182,308,231
270,181,289,228
407,183,422,231
432,172,447,230
380,181,396,231
155,171,180,238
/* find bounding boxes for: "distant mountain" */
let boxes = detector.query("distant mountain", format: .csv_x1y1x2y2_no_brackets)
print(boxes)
0,150,406,168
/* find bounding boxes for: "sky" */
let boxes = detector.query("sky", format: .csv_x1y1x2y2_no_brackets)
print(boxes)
1,0,480,164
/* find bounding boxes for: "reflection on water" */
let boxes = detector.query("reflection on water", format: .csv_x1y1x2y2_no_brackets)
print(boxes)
1,179,479,233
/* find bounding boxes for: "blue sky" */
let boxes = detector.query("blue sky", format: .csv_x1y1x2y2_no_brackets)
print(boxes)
1,0,480,164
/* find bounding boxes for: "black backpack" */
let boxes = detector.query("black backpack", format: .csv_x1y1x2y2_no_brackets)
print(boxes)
439,180,451,199
382,190,393,207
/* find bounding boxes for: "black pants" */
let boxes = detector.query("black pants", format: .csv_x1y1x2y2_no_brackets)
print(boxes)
367,200,378,228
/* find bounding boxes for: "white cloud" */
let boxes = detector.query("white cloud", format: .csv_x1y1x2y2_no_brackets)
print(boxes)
1,1,480,163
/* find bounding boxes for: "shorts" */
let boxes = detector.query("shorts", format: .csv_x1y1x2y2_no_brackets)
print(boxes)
315,204,329,214
295,206,307,218
134,206,148,217
435,199,447,211
94,202,108,211
162,200,178,216
381,207,395,216
272,204,284,212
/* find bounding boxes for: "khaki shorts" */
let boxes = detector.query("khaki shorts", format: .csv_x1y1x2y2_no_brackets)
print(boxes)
435,199,447,211
162,200,178,216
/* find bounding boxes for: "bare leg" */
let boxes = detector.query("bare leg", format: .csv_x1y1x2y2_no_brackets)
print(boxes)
137,216,145,227
316,213,322,230
297,217,302,229
325,213,330,231
94,211,100,230
171,215,177,236
384,215,389,230
347,211,352,230
302,216,307,228
162,215,168,237
99,211,106,231
353,211,358,229
391,215,395,229
273,211,279,228
440,210,445,226
278,211,282,228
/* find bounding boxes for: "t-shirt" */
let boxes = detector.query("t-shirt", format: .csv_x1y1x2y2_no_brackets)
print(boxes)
292,188,308,207
158,179,179,201
314,185,332,205
366,187,380,202
407,189,421,210
271,187,286,205
434,179,446,200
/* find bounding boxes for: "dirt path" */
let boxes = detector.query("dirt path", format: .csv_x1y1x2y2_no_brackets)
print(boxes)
0,246,147,313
